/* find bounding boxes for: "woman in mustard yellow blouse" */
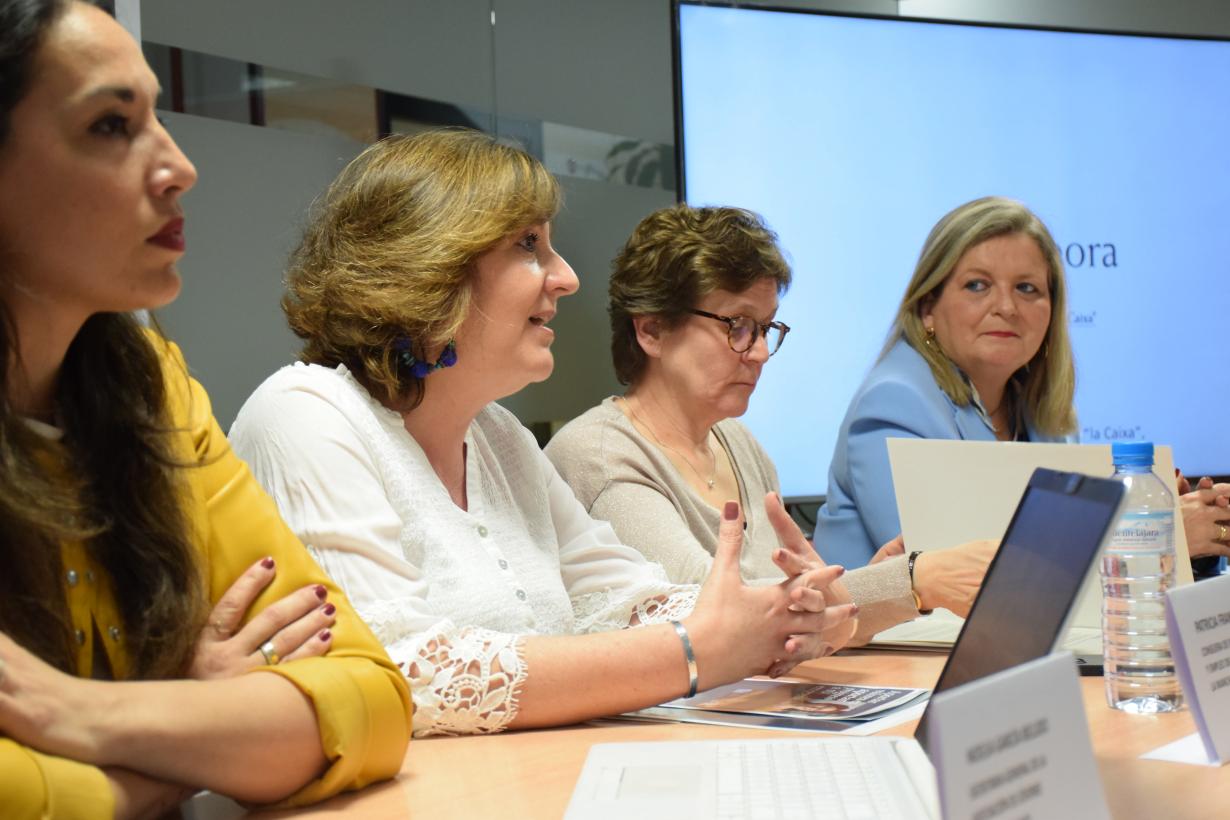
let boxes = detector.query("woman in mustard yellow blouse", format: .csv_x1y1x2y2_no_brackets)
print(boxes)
0,2,411,817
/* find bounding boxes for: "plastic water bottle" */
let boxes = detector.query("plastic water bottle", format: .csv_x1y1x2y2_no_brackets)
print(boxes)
1102,441,1184,713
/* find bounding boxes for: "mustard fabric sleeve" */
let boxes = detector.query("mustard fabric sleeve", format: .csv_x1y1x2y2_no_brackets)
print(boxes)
157,337,412,806
0,739,114,820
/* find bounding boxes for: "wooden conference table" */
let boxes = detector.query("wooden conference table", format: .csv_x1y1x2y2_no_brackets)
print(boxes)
268,649,1225,820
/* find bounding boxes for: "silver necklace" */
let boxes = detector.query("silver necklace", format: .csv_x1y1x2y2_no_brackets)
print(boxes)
620,396,718,490
987,396,1015,438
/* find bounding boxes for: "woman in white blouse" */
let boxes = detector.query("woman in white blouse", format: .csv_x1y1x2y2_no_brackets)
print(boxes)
230,129,857,737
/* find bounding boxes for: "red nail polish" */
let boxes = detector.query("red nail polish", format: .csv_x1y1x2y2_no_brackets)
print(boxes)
314,584,327,600
261,556,275,570
323,603,336,616
723,500,739,520
318,629,332,642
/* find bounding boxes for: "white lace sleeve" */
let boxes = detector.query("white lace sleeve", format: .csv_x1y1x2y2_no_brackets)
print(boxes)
308,545,535,739
537,446,701,633
357,596,529,737
570,566,700,632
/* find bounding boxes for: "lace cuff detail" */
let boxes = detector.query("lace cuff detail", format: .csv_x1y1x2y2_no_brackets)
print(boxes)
571,562,701,633
404,626,528,737
632,587,699,625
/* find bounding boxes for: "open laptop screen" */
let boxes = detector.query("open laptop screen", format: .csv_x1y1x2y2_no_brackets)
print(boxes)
918,468,1124,742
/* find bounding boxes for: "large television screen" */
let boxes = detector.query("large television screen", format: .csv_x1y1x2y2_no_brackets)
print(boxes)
676,3,1230,499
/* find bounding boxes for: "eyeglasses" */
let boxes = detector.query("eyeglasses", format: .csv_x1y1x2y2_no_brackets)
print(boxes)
686,309,791,356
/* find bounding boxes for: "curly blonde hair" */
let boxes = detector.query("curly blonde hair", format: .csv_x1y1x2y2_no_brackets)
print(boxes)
608,204,791,385
884,196,1077,437
283,129,561,408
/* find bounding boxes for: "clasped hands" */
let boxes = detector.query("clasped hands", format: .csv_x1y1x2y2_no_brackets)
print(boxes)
1178,473,1230,561
685,493,859,688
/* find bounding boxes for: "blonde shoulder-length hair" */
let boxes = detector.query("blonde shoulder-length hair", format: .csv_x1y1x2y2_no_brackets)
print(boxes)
283,128,561,409
883,196,1077,437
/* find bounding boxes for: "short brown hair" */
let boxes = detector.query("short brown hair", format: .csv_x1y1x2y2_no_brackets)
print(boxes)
283,129,561,408
884,196,1077,436
608,204,791,385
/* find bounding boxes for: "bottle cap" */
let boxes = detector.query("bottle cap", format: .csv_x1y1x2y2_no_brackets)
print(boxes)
1111,440,1154,467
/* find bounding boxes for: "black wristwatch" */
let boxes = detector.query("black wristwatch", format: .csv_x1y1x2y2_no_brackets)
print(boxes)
908,551,933,614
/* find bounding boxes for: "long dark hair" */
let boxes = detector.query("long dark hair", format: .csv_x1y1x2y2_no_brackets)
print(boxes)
0,0,205,678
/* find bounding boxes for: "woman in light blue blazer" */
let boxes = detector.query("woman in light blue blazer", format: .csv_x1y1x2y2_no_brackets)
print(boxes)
817,198,1078,567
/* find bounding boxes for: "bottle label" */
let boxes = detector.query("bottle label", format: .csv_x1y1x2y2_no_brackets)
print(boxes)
1108,511,1174,550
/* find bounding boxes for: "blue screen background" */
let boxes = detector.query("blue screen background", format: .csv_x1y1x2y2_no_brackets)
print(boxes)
679,5,1230,497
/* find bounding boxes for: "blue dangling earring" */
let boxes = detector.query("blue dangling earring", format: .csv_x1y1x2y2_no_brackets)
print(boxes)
394,339,457,379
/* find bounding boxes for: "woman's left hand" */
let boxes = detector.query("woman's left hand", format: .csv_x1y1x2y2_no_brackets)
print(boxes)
189,557,336,681
0,630,103,763
761,493,858,676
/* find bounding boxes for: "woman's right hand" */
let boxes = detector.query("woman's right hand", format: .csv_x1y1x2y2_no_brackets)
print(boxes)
1178,475,1230,560
684,501,858,689
912,539,999,616
188,557,337,680
761,492,858,674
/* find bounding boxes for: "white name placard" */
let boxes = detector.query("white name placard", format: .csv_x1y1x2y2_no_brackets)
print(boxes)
925,652,1109,820
1165,572,1230,764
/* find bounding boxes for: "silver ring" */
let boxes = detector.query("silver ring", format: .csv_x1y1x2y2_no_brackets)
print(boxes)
259,640,280,666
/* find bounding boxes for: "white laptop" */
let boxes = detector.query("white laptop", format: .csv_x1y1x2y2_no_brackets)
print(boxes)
876,439,1192,654
564,735,939,820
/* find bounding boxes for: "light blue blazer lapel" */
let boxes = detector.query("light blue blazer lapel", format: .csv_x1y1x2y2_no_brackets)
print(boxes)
951,402,996,442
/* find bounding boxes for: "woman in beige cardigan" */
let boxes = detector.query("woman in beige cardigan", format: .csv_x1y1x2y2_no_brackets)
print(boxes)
547,204,995,643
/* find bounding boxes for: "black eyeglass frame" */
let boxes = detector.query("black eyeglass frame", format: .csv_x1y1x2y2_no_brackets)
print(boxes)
685,308,791,355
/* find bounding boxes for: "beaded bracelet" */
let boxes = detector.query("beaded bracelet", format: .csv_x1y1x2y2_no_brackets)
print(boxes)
671,620,699,698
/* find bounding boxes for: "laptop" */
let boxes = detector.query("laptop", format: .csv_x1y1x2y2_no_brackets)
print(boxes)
914,467,1124,746
564,734,938,820
565,468,1122,820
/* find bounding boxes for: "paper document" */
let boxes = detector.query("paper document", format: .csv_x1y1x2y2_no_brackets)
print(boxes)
1141,733,1222,767
869,614,1102,654
662,679,927,721
869,609,963,649
622,678,929,734
887,439,1192,638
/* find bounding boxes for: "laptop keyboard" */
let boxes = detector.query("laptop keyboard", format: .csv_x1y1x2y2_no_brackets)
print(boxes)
715,739,910,819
